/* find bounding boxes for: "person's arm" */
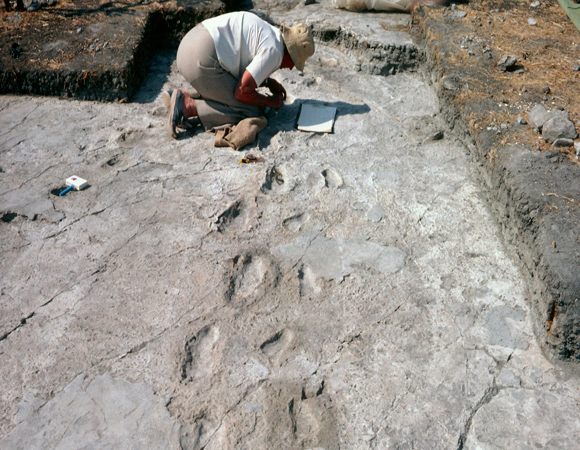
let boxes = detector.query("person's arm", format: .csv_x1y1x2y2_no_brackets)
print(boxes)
235,70,284,110
263,77,286,101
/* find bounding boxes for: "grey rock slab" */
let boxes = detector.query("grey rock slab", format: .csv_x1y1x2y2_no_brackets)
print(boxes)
366,203,385,222
2,13,580,450
450,10,467,19
1,188,64,222
528,104,548,130
528,104,569,131
0,374,180,450
464,388,580,449
263,0,412,45
497,54,518,72
273,232,406,281
484,306,528,350
542,115,579,143
261,0,417,76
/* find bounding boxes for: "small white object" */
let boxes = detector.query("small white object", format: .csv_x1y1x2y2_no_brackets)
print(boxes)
297,104,337,133
66,176,88,190
528,18,537,26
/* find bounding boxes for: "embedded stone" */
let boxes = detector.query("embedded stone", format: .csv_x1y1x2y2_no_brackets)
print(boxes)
542,116,578,144
497,55,518,72
552,138,574,148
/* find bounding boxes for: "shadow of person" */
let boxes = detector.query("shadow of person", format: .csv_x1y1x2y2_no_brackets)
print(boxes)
258,99,371,148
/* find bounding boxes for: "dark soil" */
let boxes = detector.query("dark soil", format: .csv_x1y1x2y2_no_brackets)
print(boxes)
0,0,234,100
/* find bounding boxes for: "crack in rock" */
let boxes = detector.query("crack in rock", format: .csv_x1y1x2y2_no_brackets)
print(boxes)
457,383,500,450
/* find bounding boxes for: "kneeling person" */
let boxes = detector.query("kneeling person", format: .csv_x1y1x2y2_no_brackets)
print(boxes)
167,12,315,137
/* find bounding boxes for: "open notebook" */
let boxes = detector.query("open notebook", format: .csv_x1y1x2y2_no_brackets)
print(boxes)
297,104,337,133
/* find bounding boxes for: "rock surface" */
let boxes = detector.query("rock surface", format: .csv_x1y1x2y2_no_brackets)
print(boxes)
496,54,518,72
528,104,549,130
2,1,580,449
1,375,180,449
542,115,578,144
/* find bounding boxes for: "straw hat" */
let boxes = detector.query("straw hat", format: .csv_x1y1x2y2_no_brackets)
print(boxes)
281,23,315,72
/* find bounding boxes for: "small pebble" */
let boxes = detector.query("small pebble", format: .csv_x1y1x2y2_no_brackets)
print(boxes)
573,65,580,71
528,18,537,26
468,50,475,56
77,27,83,34
530,1,540,7
501,124,508,130
515,69,524,75
89,44,96,51
517,117,527,125
94,38,100,43
553,138,574,148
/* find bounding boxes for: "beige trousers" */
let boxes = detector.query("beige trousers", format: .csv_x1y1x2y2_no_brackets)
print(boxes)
176,24,261,130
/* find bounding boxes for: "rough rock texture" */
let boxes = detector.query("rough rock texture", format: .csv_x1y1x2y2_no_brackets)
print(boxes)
496,54,518,73
528,104,550,131
1,375,181,449
260,0,420,76
542,115,578,144
2,1,580,449
413,1,580,362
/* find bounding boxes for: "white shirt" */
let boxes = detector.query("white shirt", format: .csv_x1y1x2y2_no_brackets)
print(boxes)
203,12,284,87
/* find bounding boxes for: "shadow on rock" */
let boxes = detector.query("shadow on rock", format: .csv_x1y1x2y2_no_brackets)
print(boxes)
259,99,370,147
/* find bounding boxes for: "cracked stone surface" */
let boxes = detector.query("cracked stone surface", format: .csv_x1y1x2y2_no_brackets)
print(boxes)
0,374,180,449
2,1,580,449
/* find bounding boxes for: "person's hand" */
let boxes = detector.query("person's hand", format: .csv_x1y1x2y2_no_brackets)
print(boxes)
266,78,287,101
268,94,284,110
